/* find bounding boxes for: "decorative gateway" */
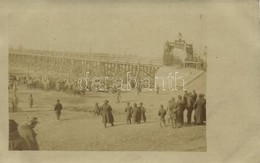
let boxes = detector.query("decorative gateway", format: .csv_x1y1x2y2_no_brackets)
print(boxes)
163,33,193,67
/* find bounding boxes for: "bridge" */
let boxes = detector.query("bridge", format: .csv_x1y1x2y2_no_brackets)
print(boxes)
9,48,162,87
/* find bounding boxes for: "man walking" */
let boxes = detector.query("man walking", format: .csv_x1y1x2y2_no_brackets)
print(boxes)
125,102,132,124
54,99,63,120
100,100,114,128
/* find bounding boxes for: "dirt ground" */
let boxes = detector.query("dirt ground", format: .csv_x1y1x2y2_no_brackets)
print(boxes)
9,73,207,151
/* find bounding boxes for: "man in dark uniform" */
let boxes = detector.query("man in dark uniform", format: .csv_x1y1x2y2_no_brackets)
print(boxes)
167,97,178,128
192,90,197,101
131,103,139,124
100,100,114,128
176,95,185,125
187,93,195,124
125,102,132,124
54,99,63,120
139,102,146,123
158,105,167,127
94,102,101,117
193,94,206,125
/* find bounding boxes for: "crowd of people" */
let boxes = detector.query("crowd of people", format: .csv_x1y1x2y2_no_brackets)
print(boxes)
9,73,206,151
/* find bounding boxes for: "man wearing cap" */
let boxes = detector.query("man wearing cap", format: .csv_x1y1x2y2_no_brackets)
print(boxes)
139,102,146,123
125,102,132,124
131,103,139,124
19,117,39,150
176,95,185,125
187,93,195,124
100,100,114,128
158,105,167,127
193,94,206,125
54,99,63,120
9,119,28,150
192,90,197,101
167,97,178,128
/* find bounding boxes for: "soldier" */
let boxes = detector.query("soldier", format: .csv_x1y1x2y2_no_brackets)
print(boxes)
192,90,197,101
125,102,132,124
158,105,167,127
11,94,19,112
176,95,185,125
94,103,101,117
167,97,178,128
28,94,33,108
100,100,114,128
9,119,28,150
116,91,121,103
187,93,195,124
131,103,139,124
193,94,206,125
19,117,39,150
54,99,63,120
139,102,146,123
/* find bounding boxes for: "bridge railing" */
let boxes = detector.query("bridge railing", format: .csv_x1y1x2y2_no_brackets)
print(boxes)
9,48,162,66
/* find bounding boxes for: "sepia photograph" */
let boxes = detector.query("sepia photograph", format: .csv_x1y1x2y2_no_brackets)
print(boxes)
7,6,208,151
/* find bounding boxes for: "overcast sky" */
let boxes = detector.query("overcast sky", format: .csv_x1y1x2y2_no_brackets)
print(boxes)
8,2,206,57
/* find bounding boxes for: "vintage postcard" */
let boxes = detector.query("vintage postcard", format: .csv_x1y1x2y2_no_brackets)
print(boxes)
1,0,260,163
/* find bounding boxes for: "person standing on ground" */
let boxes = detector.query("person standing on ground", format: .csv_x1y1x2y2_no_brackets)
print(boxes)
11,94,19,112
125,102,132,124
176,95,185,126
100,100,114,128
192,90,197,101
187,93,195,124
28,94,33,108
54,99,63,120
158,105,167,127
9,119,28,150
167,97,178,128
139,102,146,123
116,91,121,103
131,103,139,124
94,103,101,117
193,94,206,125
19,117,39,150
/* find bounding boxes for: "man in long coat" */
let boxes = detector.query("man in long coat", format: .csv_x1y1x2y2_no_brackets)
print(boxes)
187,93,195,124
193,94,206,125
100,100,114,128
131,103,140,124
19,117,39,150
9,119,28,150
125,102,132,124
139,102,146,123
176,95,185,125
54,99,63,120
